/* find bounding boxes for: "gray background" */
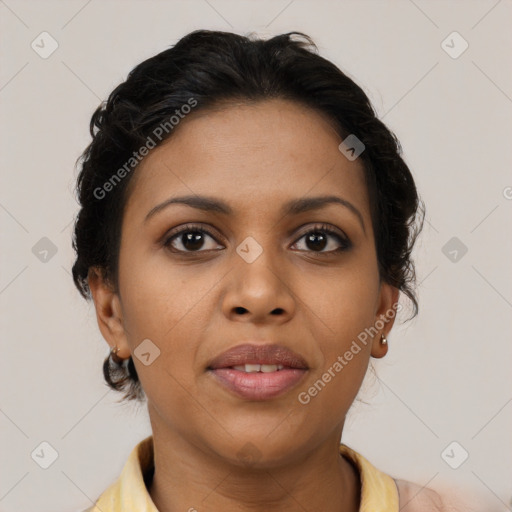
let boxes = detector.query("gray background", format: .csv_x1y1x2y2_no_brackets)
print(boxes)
0,1,511,511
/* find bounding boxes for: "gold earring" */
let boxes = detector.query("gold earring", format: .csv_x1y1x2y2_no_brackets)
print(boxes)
110,345,123,363
380,334,387,345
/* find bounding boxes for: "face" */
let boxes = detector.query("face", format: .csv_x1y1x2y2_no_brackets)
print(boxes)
89,98,398,467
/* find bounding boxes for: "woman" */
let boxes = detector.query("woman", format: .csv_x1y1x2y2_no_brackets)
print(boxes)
72,29,478,512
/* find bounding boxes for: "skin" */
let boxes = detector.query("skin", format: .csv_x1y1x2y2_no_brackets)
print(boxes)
88,98,399,512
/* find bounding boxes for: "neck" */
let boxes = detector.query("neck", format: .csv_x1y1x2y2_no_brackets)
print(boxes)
147,411,360,512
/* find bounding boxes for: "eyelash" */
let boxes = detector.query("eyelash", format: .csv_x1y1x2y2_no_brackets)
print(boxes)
162,223,351,255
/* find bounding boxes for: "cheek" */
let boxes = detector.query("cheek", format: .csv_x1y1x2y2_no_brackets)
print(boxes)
121,287,214,421
119,247,219,340
294,252,380,342
297,298,374,422
292,259,379,412
117,253,215,385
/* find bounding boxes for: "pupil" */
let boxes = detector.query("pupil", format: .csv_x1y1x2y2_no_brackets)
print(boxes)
307,232,327,251
183,231,204,251
180,231,328,252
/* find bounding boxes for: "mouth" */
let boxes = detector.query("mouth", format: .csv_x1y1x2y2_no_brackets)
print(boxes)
206,343,309,400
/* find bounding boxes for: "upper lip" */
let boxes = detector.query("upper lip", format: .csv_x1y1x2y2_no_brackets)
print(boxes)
207,343,309,370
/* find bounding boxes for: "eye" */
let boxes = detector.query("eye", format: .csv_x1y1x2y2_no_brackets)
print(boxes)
291,223,351,253
163,223,351,255
163,224,224,253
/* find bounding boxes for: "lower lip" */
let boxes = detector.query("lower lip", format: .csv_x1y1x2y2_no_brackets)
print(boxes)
208,368,308,400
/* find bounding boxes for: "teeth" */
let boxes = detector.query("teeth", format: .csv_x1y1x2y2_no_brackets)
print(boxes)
261,364,280,372
232,364,285,372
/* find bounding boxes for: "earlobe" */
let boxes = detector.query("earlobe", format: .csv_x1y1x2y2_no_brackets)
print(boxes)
371,333,389,358
370,283,399,358
87,267,130,359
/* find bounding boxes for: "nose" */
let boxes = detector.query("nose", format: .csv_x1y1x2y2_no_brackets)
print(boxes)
221,250,296,325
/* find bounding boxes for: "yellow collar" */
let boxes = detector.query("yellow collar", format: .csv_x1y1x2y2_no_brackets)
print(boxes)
87,436,398,511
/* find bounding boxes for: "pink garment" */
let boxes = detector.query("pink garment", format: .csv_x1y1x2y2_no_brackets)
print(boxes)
395,478,496,512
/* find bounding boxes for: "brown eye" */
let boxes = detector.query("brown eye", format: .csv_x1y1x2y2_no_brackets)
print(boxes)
163,225,223,253
292,224,351,253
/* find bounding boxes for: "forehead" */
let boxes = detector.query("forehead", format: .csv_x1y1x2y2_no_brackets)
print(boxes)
123,99,369,219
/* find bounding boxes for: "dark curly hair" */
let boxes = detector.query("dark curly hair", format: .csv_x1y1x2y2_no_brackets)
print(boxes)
71,29,424,402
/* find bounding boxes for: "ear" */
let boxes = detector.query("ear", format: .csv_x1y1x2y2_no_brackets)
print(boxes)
87,267,131,359
370,283,400,359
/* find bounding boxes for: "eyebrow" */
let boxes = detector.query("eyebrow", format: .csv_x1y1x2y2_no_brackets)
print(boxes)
144,194,366,233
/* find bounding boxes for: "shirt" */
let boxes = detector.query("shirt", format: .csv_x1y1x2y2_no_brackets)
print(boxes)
82,436,475,512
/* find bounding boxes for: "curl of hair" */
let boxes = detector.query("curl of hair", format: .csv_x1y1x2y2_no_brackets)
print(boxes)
103,353,145,402
72,30,424,402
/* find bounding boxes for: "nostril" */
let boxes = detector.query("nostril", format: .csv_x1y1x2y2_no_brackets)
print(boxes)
234,307,248,315
271,308,284,315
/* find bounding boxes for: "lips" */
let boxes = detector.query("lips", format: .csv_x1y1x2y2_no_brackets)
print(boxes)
206,343,309,401
207,343,308,370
